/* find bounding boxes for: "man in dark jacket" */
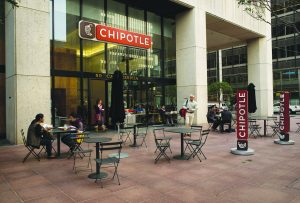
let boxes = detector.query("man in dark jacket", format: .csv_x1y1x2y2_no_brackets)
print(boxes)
220,109,232,132
27,113,55,158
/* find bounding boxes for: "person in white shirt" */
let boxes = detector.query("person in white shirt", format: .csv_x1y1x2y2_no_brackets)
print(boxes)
182,94,198,128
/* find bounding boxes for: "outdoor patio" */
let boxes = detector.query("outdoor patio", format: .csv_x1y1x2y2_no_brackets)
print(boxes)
0,118,300,203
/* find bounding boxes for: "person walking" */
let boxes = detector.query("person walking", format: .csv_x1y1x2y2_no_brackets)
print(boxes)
182,94,198,128
95,99,106,130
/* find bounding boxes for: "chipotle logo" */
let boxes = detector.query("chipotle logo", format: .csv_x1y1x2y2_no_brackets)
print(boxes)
236,90,248,150
79,20,152,49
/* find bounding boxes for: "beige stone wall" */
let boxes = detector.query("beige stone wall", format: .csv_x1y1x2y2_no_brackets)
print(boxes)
5,0,50,144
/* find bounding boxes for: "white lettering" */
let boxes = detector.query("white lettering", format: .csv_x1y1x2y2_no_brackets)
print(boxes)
127,34,133,42
100,28,107,37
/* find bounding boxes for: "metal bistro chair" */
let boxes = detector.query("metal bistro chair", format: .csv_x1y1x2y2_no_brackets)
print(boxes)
248,119,261,138
296,122,300,133
117,123,132,145
184,125,202,154
186,129,210,162
153,127,172,163
136,124,149,147
70,132,93,174
95,141,123,188
153,125,172,154
21,129,41,163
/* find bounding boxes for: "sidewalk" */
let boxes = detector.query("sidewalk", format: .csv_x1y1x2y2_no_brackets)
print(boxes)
0,119,299,203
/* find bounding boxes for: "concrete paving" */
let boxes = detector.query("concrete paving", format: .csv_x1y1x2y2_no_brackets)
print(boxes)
0,118,300,203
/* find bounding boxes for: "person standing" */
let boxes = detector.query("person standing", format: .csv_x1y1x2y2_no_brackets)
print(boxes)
183,94,198,128
95,99,106,130
27,113,55,159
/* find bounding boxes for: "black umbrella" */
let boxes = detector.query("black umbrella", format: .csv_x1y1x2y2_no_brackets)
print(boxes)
110,70,125,125
247,83,257,113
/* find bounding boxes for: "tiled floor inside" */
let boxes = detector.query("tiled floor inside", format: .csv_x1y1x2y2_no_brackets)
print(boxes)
0,119,300,203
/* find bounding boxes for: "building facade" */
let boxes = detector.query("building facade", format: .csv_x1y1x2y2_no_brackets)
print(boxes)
2,0,272,144
208,0,300,106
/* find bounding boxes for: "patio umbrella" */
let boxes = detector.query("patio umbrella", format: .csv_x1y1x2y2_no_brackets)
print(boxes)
110,69,125,126
247,83,257,113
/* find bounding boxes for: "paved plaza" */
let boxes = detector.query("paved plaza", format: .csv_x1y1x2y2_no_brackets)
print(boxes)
0,119,300,203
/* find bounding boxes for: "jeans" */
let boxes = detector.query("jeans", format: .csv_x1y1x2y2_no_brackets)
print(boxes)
61,134,76,149
40,138,52,157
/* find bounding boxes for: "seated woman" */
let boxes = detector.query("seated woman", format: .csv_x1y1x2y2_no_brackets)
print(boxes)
27,113,55,158
61,112,83,151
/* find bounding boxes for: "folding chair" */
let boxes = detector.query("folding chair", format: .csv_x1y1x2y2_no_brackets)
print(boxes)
153,128,172,163
248,120,261,138
95,141,123,188
153,125,172,154
68,132,90,158
186,129,210,162
21,129,40,163
117,123,132,144
71,132,93,173
184,125,202,154
136,124,148,147
296,123,300,133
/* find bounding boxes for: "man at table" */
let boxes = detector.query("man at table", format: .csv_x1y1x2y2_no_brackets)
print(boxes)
27,113,55,159
61,112,84,151
212,108,232,132
182,94,198,128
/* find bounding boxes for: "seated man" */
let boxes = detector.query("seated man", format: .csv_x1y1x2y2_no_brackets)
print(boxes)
207,105,217,124
27,113,55,159
61,112,84,151
159,105,174,125
219,109,233,132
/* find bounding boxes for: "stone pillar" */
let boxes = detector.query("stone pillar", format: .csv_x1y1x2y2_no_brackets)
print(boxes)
5,1,50,144
247,23,273,116
176,8,207,124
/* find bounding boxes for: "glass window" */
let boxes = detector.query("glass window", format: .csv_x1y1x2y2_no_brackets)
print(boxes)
53,0,80,71
128,7,145,34
165,85,176,107
107,0,126,29
128,47,146,77
164,18,176,78
53,77,81,117
82,0,106,73
107,45,127,74
147,12,162,78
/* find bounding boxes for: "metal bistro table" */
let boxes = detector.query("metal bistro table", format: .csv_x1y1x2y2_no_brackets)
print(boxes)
84,137,112,179
127,122,142,147
164,127,198,160
249,116,278,136
50,128,77,158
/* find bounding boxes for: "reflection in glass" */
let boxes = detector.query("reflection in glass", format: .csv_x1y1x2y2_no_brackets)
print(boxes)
147,12,162,77
128,48,146,77
53,77,80,117
164,18,176,78
53,0,80,71
165,85,176,106
107,0,126,29
82,0,106,73
107,45,126,74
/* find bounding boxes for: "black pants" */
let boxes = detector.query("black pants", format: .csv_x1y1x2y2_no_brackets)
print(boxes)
61,134,75,149
40,138,52,157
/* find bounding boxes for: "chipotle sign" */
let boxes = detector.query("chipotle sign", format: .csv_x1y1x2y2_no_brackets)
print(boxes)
236,90,248,150
279,92,290,141
79,20,152,49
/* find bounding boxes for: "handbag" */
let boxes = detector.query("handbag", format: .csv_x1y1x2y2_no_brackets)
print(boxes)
179,100,188,118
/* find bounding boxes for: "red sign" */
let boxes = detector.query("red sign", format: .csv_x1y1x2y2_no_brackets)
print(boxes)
79,20,152,49
237,90,248,140
279,92,290,133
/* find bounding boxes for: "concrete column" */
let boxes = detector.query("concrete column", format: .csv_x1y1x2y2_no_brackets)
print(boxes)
247,21,273,116
5,0,50,144
176,8,207,124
